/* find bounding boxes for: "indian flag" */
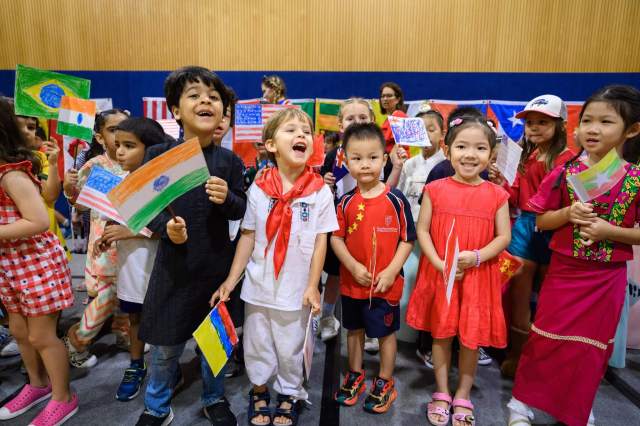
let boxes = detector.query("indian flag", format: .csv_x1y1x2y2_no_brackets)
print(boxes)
315,98,342,133
567,148,627,202
56,96,96,141
108,138,209,234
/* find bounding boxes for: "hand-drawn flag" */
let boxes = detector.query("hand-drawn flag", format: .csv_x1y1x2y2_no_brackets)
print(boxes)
14,64,91,119
567,148,627,202
193,302,239,377
442,219,459,305
56,96,96,141
498,250,523,287
388,116,431,147
488,101,526,142
108,138,209,234
332,147,349,182
142,97,172,120
291,98,315,123
76,166,125,221
234,103,292,143
315,99,342,134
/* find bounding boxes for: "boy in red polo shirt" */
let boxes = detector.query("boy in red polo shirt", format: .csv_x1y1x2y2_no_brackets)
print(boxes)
331,122,415,414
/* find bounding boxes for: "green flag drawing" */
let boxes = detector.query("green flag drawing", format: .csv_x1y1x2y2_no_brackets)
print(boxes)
14,64,91,119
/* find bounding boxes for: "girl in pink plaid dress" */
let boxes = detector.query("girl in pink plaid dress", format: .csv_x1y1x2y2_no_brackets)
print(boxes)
0,98,77,425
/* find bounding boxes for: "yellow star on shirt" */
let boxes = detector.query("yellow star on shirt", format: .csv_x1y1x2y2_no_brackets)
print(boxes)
356,212,364,221
358,203,365,211
351,222,358,231
347,225,354,234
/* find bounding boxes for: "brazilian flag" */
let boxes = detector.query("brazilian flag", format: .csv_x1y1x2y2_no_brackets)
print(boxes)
14,64,90,119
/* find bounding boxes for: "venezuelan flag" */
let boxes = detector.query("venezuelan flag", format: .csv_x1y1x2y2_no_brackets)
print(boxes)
193,302,239,377
14,65,90,119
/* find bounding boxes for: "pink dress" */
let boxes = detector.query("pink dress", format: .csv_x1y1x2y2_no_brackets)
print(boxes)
406,177,509,349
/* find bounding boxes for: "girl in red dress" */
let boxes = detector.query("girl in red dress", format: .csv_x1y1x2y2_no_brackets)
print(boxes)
406,115,511,426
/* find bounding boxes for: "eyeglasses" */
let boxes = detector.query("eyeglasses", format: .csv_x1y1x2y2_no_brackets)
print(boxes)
380,94,396,99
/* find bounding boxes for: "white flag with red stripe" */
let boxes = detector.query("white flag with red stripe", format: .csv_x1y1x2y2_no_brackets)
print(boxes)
442,219,459,305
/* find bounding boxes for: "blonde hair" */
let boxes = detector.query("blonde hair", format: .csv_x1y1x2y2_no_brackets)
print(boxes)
337,97,375,123
262,108,314,163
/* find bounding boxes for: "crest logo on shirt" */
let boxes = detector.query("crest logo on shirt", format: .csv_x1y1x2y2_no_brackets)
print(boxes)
300,202,310,222
385,215,393,227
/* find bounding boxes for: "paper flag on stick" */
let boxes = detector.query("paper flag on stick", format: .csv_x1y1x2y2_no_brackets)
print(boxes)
14,64,91,119
567,148,627,202
442,219,459,305
57,96,96,141
108,138,209,234
193,301,239,377
498,250,523,287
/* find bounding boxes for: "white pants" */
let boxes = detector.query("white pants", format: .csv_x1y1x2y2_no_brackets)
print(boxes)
244,303,309,400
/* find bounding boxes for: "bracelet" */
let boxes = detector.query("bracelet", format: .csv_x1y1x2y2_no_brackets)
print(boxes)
473,249,481,267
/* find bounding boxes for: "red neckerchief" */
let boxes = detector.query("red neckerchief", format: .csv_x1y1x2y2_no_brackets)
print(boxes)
255,166,325,279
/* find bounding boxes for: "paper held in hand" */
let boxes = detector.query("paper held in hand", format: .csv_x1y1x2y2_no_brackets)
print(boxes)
388,116,432,147
566,148,627,203
442,219,459,305
495,137,523,186
303,312,315,381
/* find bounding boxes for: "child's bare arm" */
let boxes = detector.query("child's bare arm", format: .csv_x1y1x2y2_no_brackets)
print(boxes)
537,201,596,231
331,235,372,286
0,172,50,240
302,233,327,314
416,191,443,272
40,140,62,204
210,229,255,305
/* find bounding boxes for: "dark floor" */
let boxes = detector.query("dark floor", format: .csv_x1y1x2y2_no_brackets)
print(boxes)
1,254,639,425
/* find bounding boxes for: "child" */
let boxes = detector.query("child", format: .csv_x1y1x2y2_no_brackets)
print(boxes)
261,75,290,105
0,98,78,425
406,116,511,426
211,108,337,426
62,108,130,368
508,85,640,426
319,98,376,343
332,122,415,414
93,117,166,401
496,95,575,378
135,66,246,426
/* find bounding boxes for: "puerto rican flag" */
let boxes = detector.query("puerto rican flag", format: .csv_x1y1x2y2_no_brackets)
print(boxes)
142,97,172,120
234,103,294,143
332,147,349,182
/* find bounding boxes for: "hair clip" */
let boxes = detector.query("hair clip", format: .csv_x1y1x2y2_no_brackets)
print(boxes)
449,117,463,127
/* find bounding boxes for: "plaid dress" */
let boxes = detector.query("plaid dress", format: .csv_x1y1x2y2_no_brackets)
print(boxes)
0,161,73,317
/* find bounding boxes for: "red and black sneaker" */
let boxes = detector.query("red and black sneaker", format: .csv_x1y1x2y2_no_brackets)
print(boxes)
363,376,397,414
334,370,366,406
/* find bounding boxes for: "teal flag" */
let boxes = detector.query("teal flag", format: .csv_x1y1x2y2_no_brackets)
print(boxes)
14,64,91,119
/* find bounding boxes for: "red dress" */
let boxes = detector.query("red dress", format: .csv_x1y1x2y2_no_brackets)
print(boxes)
406,177,509,349
0,161,73,317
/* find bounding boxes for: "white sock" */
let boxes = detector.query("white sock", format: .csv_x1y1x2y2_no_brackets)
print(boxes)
322,303,335,319
588,409,595,425
507,397,533,422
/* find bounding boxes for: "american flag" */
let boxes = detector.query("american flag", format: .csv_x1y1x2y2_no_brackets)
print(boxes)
332,147,349,182
76,166,125,222
142,97,172,120
233,103,295,143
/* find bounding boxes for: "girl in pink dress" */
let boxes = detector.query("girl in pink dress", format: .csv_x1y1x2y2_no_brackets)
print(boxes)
508,85,640,426
406,116,511,426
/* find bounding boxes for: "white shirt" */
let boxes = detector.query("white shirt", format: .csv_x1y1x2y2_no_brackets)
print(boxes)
241,184,339,311
397,149,446,220
116,237,159,304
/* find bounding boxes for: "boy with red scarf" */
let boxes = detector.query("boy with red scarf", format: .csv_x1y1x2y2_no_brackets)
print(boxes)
211,108,338,426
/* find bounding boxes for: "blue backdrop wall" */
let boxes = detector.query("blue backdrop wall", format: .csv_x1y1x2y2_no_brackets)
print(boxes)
1,70,639,117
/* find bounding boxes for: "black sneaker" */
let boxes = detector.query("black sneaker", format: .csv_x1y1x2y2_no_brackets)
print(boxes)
203,397,237,426
135,408,174,426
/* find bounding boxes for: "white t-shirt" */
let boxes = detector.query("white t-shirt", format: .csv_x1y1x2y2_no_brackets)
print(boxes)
116,237,159,304
397,150,446,220
241,183,339,311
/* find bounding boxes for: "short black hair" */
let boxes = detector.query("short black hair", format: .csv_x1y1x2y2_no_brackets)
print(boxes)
116,117,166,147
342,122,385,152
225,85,237,128
164,66,230,126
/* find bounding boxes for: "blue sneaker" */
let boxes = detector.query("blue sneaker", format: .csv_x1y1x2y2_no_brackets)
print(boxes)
115,364,147,401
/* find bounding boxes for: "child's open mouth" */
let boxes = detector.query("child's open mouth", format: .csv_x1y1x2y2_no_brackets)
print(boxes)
292,142,307,153
197,111,213,117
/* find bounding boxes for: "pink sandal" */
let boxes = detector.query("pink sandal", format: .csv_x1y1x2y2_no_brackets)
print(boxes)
427,392,452,426
452,398,475,426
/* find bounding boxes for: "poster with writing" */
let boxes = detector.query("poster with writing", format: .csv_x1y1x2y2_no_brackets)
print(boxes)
388,116,431,147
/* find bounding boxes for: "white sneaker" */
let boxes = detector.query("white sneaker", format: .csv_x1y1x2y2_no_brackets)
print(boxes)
364,337,379,354
319,316,340,341
0,339,19,357
416,348,434,369
144,343,151,354
63,337,98,369
478,347,493,366
507,397,533,425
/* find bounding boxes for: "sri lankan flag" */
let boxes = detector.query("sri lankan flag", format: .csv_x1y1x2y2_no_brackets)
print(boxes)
56,96,96,141
14,64,91,119
315,98,342,134
567,148,627,202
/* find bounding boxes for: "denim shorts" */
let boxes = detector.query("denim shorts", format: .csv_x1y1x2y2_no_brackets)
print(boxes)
507,212,552,264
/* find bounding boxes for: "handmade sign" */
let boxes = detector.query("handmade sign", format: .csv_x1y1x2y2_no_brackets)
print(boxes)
14,64,91,119
567,148,626,202
108,138,209,234
388,116,431,147
193,302,239,377
495,137,523,185
56,96,96,141
302,312,315,381
443,220,459,305
234,103,295,143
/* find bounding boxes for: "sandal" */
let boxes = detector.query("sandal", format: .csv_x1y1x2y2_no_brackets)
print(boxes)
273,394,300,426
427,392,452,426
248,388,272,426
451,398,475,426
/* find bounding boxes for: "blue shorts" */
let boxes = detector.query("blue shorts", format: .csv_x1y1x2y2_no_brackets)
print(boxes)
341,296,400,338
119,299,143,314
507,212,552,264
